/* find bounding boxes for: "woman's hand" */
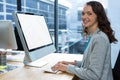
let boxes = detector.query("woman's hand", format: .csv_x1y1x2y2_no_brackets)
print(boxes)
51,61,76,72
51,62,67,72
59,61,77,65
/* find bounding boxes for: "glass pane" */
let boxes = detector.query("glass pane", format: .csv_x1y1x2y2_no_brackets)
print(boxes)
0,3,3,12
6,15,14,21
39,0,55,42
0,15,4,20
26,0,37,8
6,0,17,4
0,0,3,2
25,0,38,14
40,2,48,11
6,5,17,13
21,0,24,6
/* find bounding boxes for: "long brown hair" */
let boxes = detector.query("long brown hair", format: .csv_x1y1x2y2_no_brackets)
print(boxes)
86,1,117,43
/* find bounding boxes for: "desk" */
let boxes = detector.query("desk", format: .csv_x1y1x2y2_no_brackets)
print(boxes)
0,53,83,80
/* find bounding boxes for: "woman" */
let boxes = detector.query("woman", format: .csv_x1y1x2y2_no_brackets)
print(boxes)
52,1,117,80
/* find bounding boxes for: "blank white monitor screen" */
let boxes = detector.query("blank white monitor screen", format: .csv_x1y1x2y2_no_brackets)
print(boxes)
17,13,53,51
13,12,56,65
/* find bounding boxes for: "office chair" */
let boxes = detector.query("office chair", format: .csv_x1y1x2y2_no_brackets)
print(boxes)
112,50,120,80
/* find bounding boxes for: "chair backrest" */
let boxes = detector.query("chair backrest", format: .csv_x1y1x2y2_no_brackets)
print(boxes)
112,50,120,80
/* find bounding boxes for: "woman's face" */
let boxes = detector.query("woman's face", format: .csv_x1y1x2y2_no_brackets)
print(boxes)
82,5,98,29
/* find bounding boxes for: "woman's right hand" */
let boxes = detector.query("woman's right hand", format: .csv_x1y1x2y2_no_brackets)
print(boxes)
58,61,77,65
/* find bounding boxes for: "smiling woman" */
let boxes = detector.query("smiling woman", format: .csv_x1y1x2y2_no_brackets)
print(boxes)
51,1,117,80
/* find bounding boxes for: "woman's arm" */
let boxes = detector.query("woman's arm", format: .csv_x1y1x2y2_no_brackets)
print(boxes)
66,36,109,80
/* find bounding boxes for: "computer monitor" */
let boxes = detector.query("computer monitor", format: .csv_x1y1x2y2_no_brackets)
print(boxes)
0,20,17,49
13,12,56,65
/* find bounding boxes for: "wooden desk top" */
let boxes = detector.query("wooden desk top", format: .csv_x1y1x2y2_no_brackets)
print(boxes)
0,53,83,80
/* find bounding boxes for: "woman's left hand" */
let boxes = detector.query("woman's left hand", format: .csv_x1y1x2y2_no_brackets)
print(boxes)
52,62,68,72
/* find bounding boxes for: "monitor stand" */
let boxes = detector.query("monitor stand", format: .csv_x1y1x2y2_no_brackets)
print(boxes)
23,54,48,68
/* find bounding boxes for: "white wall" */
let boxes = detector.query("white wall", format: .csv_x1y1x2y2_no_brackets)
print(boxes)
108,0,120,68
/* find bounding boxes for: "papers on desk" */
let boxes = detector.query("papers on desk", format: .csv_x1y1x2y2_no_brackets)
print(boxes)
0,64,20,74
7,54,24,62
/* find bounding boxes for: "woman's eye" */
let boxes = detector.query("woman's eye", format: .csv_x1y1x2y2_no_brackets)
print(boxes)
82,12,84,16
87,12,92,15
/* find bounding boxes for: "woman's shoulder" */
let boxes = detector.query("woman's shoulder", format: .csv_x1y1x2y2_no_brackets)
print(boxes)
92,30,109,43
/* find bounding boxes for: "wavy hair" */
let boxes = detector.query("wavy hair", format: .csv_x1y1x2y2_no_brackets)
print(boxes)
86,1,117,43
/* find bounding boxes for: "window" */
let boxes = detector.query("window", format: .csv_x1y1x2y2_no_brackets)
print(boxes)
6,15,14,21
58,0,85,53
39,1,55,30
78,10,82,21
26,0,37,8
0,3,3,12
49,5,54,12
0,15,4,20
21,0,24,6
0,0,3,2
40,2,48,11
6,0,17,4
6,5,17,13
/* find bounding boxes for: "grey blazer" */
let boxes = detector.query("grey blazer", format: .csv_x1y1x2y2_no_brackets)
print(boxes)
66,28,113,80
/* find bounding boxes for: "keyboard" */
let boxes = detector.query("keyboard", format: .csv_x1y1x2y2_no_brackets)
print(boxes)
44,67,59,74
